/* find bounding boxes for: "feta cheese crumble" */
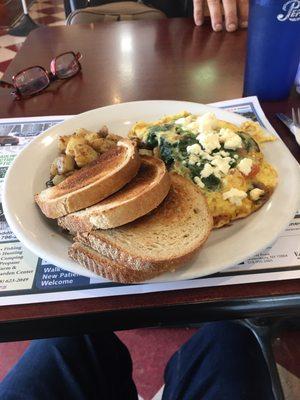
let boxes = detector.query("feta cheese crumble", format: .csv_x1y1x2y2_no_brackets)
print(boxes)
196,112,218,133
200,163,215,178
194,176,205,188
186,143,202,155
220,150,230,157
249,188,265,201
185,122,200,134
211,156,232,175
197,132,221,153
174,116,194,131
223,188,247,206
237,158,253,176
175,117,187,125
175,112,219,135
219,128,242,150
202,152,213,161
188,154,199,165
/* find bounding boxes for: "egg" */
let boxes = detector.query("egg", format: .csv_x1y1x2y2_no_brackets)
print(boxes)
129,112,277,228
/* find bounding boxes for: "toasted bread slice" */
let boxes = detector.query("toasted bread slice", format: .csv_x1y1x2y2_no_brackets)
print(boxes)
35,138,140,219
58,156,171,232
69,173,213,282
69,242,176,283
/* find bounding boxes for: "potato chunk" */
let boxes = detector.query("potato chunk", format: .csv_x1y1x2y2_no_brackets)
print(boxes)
50,159,58,178
50,154,75,177
52,174,66,185
89,138,116,153
58,135,71,153
66,136,87,157
74,144,99,167
56,154,75,175
85,132,100,145
75,128,94,137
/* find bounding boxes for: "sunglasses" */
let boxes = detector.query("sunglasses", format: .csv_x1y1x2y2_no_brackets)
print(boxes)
0,51,82,100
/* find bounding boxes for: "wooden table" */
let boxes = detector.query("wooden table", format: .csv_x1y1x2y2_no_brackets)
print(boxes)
0,19,299,342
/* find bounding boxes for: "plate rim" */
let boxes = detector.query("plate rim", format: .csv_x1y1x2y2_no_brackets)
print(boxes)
3,100,300,282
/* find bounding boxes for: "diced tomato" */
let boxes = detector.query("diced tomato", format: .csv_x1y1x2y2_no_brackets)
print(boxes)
247,163,260,178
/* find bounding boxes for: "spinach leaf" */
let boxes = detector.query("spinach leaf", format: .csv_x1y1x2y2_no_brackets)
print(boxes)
176,135,199,158
146,124,173,148
202,175,221,191
188,163,205,179
229,159,237,168
225,149,237,158
160,137,174,165
238,132,260,152
175,126,196,137
146,130,158,148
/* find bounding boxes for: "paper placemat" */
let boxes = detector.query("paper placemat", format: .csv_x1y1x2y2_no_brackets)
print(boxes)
0,96,299,306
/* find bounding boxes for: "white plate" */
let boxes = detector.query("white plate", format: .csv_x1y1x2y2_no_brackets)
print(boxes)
3,101,300,283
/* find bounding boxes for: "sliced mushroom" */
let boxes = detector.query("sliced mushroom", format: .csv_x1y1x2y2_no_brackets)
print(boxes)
106,133,122,143
98,125,109,138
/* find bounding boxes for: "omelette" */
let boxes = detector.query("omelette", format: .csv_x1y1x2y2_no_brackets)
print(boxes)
128,111,278,228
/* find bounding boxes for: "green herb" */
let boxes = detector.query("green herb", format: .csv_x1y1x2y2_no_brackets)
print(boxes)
202,175,221,191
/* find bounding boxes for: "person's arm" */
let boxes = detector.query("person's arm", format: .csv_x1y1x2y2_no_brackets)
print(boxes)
193,0,249,32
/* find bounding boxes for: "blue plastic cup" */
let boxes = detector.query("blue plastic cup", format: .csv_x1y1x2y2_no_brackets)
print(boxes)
296,62,300,94
243,0,300,101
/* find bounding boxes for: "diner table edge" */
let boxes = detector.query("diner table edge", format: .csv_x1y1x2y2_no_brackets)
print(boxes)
0,19,299,341
0,288,299,342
